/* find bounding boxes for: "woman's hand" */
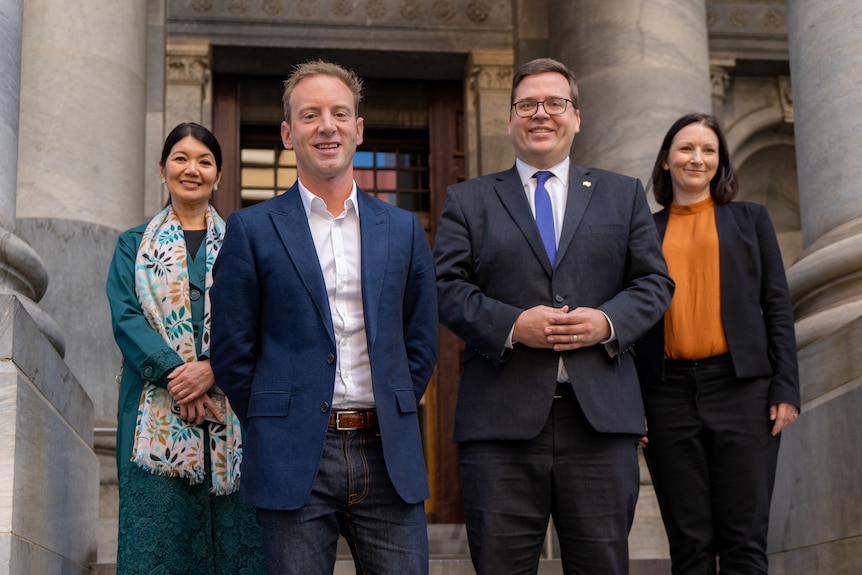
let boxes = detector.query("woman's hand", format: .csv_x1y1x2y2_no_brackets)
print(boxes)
167,359,214,404
770,402,800,436
177,394,225,425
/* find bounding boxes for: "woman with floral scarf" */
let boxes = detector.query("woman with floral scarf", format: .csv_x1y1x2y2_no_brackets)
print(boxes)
107,122,264,574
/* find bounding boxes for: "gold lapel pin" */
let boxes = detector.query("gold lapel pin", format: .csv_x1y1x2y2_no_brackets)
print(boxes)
582,181,592,188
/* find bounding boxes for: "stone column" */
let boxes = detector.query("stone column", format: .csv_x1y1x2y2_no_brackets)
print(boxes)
0,4,98,572
549,0,713,187
769,2,862,573
165,39,213,132
464,49,515,179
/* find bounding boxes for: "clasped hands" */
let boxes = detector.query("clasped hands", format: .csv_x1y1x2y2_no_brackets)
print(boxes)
513,305,610,350
166,359,224,424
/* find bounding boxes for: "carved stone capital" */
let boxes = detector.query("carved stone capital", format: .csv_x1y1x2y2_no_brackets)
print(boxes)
166,40,212,85
778,75,793,123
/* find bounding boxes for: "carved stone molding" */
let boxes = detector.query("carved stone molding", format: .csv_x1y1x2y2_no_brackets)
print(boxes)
710,65,731,101
166,41,212,85
470,63,512,92
778,75,793,123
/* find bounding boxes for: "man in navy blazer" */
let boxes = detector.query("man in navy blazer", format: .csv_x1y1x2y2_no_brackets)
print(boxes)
433,58,674,574
211,60,437,575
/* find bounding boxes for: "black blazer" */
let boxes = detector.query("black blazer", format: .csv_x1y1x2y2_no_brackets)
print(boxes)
434,164,674,441
636,201,800,407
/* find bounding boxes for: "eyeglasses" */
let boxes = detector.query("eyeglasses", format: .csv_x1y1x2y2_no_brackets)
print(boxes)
512,98,574,118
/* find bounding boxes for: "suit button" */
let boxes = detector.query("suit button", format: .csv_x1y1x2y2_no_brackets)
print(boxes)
326,354,335,364
189,288,201,301
320,402,330,412
554,294,564,303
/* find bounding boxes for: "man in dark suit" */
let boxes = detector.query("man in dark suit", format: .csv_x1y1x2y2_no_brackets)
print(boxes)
210,60,437,575
433,57,674,574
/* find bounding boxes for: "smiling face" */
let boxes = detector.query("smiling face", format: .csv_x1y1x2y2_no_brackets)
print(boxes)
160,135,221,209
663,122,720,205
281,74,364,193
507,72,580,169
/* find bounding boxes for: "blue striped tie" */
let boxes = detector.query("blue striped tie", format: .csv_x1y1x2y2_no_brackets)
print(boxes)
534,171,556,267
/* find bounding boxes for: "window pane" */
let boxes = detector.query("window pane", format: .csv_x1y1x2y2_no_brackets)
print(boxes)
242,167,275,187
278,149,296,165
354,151,374,168
377,152,397,168
377,170,397,190
241,148,275,164
277,167,297,188
354,169,374,190
241,189,275,202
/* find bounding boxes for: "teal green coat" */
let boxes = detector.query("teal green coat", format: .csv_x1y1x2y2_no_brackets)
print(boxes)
106,223,209,470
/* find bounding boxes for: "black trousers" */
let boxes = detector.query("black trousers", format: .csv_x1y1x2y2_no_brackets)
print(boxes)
643,354,781,575
459,394,640,575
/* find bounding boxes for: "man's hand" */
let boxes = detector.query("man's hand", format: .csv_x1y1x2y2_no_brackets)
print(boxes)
544,307,611,351
512,305,569,348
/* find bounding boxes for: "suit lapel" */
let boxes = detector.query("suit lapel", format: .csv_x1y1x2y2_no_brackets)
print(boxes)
358,190,387,348
494,167,555,275
556,164,595,266
269,186,335,345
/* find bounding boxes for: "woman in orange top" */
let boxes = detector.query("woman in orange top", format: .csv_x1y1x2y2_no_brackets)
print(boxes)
636,113,800,574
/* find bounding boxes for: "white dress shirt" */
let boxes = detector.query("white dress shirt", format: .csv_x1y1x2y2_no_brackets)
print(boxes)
298,180,375,409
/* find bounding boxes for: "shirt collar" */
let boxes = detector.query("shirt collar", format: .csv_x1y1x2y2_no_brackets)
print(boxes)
515,157,570,188
297,179,360,218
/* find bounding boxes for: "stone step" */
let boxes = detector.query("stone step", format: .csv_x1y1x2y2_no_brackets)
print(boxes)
93,558,670,575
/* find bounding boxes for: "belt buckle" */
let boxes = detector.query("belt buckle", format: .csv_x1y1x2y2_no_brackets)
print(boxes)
333,410,363,431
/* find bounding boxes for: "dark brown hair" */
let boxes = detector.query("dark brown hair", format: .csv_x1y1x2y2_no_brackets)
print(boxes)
650,113,738,208
511,58,579,110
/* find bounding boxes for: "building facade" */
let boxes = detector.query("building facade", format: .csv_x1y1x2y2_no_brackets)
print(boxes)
0,0,860,572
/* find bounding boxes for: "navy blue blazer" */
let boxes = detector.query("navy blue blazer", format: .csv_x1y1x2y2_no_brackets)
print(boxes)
210,185,438,509
635,201,800,407
434,164,674,441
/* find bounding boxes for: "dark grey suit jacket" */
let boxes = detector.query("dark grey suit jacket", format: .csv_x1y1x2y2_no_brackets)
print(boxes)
434,164,674,442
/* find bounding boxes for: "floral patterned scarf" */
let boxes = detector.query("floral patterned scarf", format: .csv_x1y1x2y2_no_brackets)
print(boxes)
132,205,242,495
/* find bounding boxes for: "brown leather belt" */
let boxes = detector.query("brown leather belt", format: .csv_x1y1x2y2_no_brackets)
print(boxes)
329,410,378,431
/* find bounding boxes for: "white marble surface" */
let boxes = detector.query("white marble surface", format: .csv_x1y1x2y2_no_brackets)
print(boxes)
0,296,98,572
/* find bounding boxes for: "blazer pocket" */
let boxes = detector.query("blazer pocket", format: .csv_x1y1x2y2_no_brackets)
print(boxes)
247,391,291,417
590,224,626,235
395,388,418,414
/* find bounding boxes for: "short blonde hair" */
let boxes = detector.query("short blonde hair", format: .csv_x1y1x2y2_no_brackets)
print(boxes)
281,59,364,122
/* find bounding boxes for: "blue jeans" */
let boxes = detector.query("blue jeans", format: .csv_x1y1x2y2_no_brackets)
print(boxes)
256,428,428,575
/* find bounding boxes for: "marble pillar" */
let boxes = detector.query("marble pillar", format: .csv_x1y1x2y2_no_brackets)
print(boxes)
465,49,516,179
16,0,148,421
0,4,98,571
770,2,862,573
548,0,713,188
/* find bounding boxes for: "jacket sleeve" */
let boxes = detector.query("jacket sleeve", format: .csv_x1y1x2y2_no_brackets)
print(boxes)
433,184,524,368
755,205,801,407
106,229,184,388
210,213,260,426
403,213,439,401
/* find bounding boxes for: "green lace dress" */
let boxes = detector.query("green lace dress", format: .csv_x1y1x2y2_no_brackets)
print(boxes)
107,224,265,575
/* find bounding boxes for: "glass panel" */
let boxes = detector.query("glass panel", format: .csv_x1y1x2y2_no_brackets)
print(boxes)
277,167,297,188
377,152,397,168
374,192,396,204
353,151,374,168
278,149,296,165
241,148,275,164
377,170,397,190
354,170,374,190
241,167,275,187
241,189,276,202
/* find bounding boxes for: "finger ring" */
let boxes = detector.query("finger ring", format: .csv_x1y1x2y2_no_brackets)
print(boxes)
572,334,578,343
